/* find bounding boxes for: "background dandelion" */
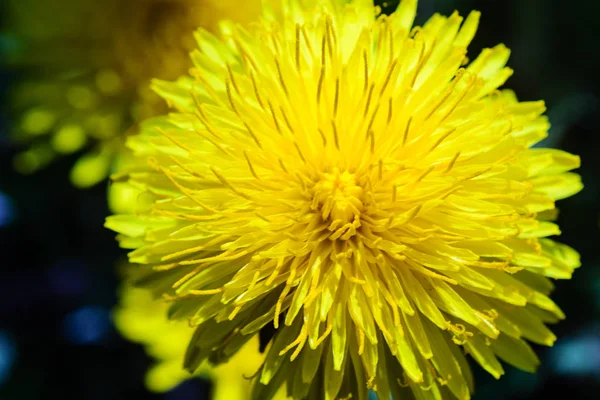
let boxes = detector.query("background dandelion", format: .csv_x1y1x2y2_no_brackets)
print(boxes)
113,281,290,399
0,1,599,400
3,0,261,188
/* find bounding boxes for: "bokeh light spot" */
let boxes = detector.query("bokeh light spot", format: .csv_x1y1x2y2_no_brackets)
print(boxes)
13,146,54,174
549,335,600,377
21,108,56,135
0,330,17,386
52,124,87,154
0,191,16,227
62,306,111,345
67,85,97,110
96,69,123,95
70,151,112,188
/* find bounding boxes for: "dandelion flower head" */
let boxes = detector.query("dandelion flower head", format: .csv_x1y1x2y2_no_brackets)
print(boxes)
6,0,261,187
107,0,583,398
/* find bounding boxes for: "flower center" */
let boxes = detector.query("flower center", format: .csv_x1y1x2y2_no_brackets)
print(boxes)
312,168,364,226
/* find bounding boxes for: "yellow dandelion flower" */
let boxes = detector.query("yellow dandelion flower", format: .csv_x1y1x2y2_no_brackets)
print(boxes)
6,0,261,187
106,0,583,399
114,282,290,399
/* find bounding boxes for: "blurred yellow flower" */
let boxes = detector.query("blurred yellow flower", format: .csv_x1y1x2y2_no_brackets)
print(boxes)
113,284,196,393
5,0,261,187
114,282,289,399
106,0,582,399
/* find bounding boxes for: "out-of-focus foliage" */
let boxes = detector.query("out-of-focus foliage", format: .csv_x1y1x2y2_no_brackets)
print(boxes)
3,0,262,187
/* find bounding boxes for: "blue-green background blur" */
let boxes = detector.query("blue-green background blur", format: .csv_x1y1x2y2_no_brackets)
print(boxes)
0,0,599,399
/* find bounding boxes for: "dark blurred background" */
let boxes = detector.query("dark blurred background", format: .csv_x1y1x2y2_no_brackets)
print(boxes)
0,0,599,399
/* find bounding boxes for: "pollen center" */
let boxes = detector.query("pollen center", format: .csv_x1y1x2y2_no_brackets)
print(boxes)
311,168,364,226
